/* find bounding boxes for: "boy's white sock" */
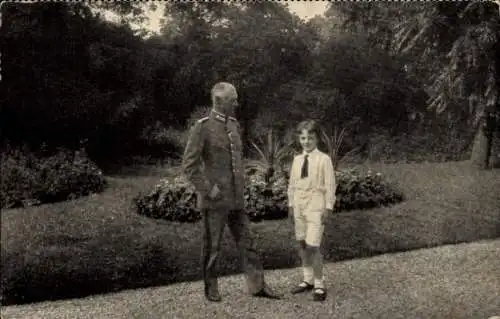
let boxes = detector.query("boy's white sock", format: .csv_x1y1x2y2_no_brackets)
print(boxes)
314,277,325,289
303,267,313,284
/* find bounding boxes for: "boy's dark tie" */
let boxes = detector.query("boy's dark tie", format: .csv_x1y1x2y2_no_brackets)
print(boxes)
301,154,308,178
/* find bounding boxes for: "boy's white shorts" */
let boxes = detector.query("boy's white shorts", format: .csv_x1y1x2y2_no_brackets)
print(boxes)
294,192,326,247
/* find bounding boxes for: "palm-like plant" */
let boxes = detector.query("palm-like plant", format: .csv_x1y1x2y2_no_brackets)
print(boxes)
321,126,360,170
247,128,293,183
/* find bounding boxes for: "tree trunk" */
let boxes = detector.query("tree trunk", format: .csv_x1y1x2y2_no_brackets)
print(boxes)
470,114,495,169
490,130,500,168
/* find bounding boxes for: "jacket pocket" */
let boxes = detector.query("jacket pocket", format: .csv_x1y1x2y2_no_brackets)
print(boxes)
211,139,230,152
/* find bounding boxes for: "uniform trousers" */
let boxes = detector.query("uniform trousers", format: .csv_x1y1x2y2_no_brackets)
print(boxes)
202,208,265,295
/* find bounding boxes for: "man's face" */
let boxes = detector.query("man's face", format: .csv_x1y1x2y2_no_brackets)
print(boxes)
217,89,239,116
299,129,318,153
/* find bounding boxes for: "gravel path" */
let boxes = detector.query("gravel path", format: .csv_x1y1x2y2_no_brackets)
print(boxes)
2,239,499,319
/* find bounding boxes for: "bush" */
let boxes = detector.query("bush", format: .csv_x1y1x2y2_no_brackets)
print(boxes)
139,121,187,160
137,107,212,163
365,123,474,163
134,176,201,223
133,168,404,223
335,169,404,210
1,147,106,209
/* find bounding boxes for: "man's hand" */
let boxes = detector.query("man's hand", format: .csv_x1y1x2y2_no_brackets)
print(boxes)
288,207,294,225
322,209,333,224
207,184,222,200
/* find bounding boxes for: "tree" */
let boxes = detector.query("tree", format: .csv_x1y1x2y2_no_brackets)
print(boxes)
0,2,160,164
157,2,313,154
393,1,499,169
304,6,430,148
331,1,500,168
1,3,99,148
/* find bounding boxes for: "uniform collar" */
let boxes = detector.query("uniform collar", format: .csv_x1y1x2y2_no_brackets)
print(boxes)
302,148,319,157
211,109,227,123
211,109,237,123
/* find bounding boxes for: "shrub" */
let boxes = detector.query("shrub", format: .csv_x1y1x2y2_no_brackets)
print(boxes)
137,107,211,163
134,176,201,223
133,168,404,223
247,128,295,181
140,121,187,159
1,148,42,208
1,147,106,209
334,169,404,211
365,123,474,163
320,126,363,170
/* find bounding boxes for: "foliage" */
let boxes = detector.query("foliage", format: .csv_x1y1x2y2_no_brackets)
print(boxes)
0,147,106,209
365,124,475,163
330,1,500,167
89,1,156,36
2,1,489,167
264,81,350,129
133,176,200,222
161,2,315,143
335,169,405,210
328,2,426,51
185,106,211,129
320,126,362,170
140,121,187,159
247,128,295,179
303,23,427,135
133,168,404,223
332,1,499,124
393,2,499,124
1,3,156,165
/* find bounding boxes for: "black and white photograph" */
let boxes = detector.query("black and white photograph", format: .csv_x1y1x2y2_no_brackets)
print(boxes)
1,1,499,318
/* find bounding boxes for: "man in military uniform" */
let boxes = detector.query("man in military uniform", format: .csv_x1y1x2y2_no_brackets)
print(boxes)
182,82,281,302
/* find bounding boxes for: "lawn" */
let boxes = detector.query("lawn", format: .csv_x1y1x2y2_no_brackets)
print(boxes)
2,239,499,319
1,161,499,306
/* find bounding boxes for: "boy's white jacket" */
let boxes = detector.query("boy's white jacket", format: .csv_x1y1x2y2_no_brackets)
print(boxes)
287,148,337,210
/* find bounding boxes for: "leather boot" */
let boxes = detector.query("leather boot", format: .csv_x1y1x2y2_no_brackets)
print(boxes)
205,278,221,302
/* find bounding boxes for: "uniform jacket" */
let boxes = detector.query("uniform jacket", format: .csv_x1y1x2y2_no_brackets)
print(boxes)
182,109,246,210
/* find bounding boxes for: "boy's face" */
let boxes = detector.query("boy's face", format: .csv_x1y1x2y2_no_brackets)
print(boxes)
299,129,318,153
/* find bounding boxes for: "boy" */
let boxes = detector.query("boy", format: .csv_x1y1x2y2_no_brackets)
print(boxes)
287,120,336,301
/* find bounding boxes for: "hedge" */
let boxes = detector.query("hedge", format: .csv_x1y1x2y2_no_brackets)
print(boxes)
134,169,404,222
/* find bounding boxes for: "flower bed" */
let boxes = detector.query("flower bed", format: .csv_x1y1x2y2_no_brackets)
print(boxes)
134,168,404,222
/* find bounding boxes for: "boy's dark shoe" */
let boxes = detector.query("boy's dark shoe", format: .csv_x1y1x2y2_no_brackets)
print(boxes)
291,281,314,294
253,285,282,299
312,288,327,302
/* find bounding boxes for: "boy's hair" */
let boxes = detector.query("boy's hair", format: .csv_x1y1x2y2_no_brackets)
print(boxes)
296,120,322,139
